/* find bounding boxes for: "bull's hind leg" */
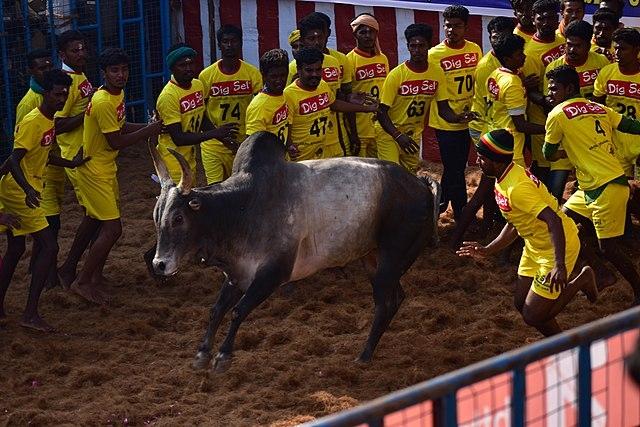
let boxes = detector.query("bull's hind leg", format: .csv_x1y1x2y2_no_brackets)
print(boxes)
193,276,243,370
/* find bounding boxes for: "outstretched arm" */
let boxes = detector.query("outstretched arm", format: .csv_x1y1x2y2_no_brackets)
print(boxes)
457,222,519,258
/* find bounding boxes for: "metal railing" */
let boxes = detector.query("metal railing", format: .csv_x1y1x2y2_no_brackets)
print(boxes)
305,306,640,427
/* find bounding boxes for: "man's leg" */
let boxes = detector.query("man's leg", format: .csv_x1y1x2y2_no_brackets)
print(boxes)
599,237,640,304
547,169,571,202
22,227,58,331
58,215,101,288
71,218,121,304
0,233,26,318
436,129,469,220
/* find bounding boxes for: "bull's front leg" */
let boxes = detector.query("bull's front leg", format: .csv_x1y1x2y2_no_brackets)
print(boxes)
212,261,291,373
193,275,243,370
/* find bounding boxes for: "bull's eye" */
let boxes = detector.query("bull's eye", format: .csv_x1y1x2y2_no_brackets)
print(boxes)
173,214,184,225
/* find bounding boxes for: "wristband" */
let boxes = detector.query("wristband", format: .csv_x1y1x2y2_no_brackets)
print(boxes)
392,131,403,140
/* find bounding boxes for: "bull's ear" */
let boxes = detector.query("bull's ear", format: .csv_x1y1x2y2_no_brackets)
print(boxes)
148,140,174,189
168,148,193,195
188,197,201,211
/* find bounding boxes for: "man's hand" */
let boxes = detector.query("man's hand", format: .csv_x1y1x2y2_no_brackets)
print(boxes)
456,111,479,124
0,213,20,229
71,147,91,168
146,119,164,137
24,186,41,208
287,143,300,160
456,241,489,259
522,74,539,91
547,263,568,294
347,91,376,105
220,137,240,153
208,123,239,142
396,134,419,154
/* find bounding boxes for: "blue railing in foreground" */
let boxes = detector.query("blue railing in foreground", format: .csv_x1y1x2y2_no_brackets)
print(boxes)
304,306,640,427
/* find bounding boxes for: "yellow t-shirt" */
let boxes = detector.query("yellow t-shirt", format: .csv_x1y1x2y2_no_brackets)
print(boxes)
284,79,336,154
470,50,501,134
346,48,390,139
590,42,615,63
544,53,610,170
514,26,535,44
428,40,482,131
15,89,43,126
82,87,126,178
156,78,206,173
521,34,566,125
245,91,291,145
495,162,577,254
198,60,262,143
328,48,353,86
3,107,55,194
55,70,93,158
288,54,342,94
376,61,447,139
486,67,528,165
545,98,624,190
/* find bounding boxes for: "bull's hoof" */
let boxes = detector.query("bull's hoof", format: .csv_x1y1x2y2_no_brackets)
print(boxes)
354,353,372,364
212,352,232,373
192,351,212,370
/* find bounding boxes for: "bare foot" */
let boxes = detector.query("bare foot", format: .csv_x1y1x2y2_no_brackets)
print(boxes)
20,315,55,332
71,282,106,305
594,265,617,291
578,266,598,303
58,268,76,290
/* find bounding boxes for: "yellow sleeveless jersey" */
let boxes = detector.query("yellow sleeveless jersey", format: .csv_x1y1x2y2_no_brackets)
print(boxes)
486,67,528,166
199,60,262,145
593,62,640,176
495,162,578,254
346,48,389,139
376,61,448,138
284,79,336,159
3,107,55,194
82,87,126,178
470,50,501,134
428,40,482,131
156,78,206,177
55,70,93,158
245,91,291,145
545,98,624,191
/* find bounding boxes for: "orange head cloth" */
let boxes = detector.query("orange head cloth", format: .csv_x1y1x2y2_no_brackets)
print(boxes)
350,14,381,55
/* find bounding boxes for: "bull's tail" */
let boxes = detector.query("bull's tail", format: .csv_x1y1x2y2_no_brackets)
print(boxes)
417,174,441,246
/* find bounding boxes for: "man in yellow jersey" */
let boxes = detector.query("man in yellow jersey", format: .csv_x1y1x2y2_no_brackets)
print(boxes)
592,7,619,62
246,49,292,150
15,50,52,124
544,65,640,305
54,30,94,204
199,25,262,184
429,5,483,220
157,43,238,182
557,0,584,37
521,0,566,182
600,0,625,27
450,16,515,250
59,49,163,304
511,0,536,43
543,21,609,201
377,23,475,175
593,28,640,179
284,48,377,161
289,30,301,59
458,129,597,336
347,13,389,158
294,14,354,158
0,70,89,331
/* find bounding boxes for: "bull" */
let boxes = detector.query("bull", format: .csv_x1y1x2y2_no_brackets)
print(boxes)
149,131,440,372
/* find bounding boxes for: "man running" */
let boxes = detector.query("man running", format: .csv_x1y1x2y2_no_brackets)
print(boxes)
458,129,597,336
60,48,163,304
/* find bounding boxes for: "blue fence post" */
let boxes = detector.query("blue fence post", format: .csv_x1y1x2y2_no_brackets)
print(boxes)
0,3,15,150
578,343,592,427
511,366,526,427
159,0,171,80
20,0,32,53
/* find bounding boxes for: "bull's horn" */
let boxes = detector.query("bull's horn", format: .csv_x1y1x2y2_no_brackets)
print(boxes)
167,148,193,195
148,140,173,189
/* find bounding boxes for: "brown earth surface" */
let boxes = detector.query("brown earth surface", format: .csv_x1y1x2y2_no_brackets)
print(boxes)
0,144,636,426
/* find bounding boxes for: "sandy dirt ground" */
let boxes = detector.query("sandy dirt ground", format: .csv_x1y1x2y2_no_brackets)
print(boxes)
0,143,636,426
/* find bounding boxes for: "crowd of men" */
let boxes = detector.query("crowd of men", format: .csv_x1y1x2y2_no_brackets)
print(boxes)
0,0,639,336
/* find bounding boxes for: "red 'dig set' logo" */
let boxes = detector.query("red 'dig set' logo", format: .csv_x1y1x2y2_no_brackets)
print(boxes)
578,69,599,87
180,91,204,114
78,79,93,98
355,63,387,81
398,79,438,96
542,44,566,66
605,80,640,100
299,92,331,115
40,127,55,147
488,78,500,100
562,101,607,119
440,52,479,71
210,80,253,97
272,104,289,125
116,101,126,121
322,67,340,82
494,189,511,212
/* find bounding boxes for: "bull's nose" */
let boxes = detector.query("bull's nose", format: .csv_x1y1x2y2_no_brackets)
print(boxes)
153,258,166,274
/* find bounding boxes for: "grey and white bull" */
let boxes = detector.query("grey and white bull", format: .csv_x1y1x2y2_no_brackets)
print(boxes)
149,131,440,372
